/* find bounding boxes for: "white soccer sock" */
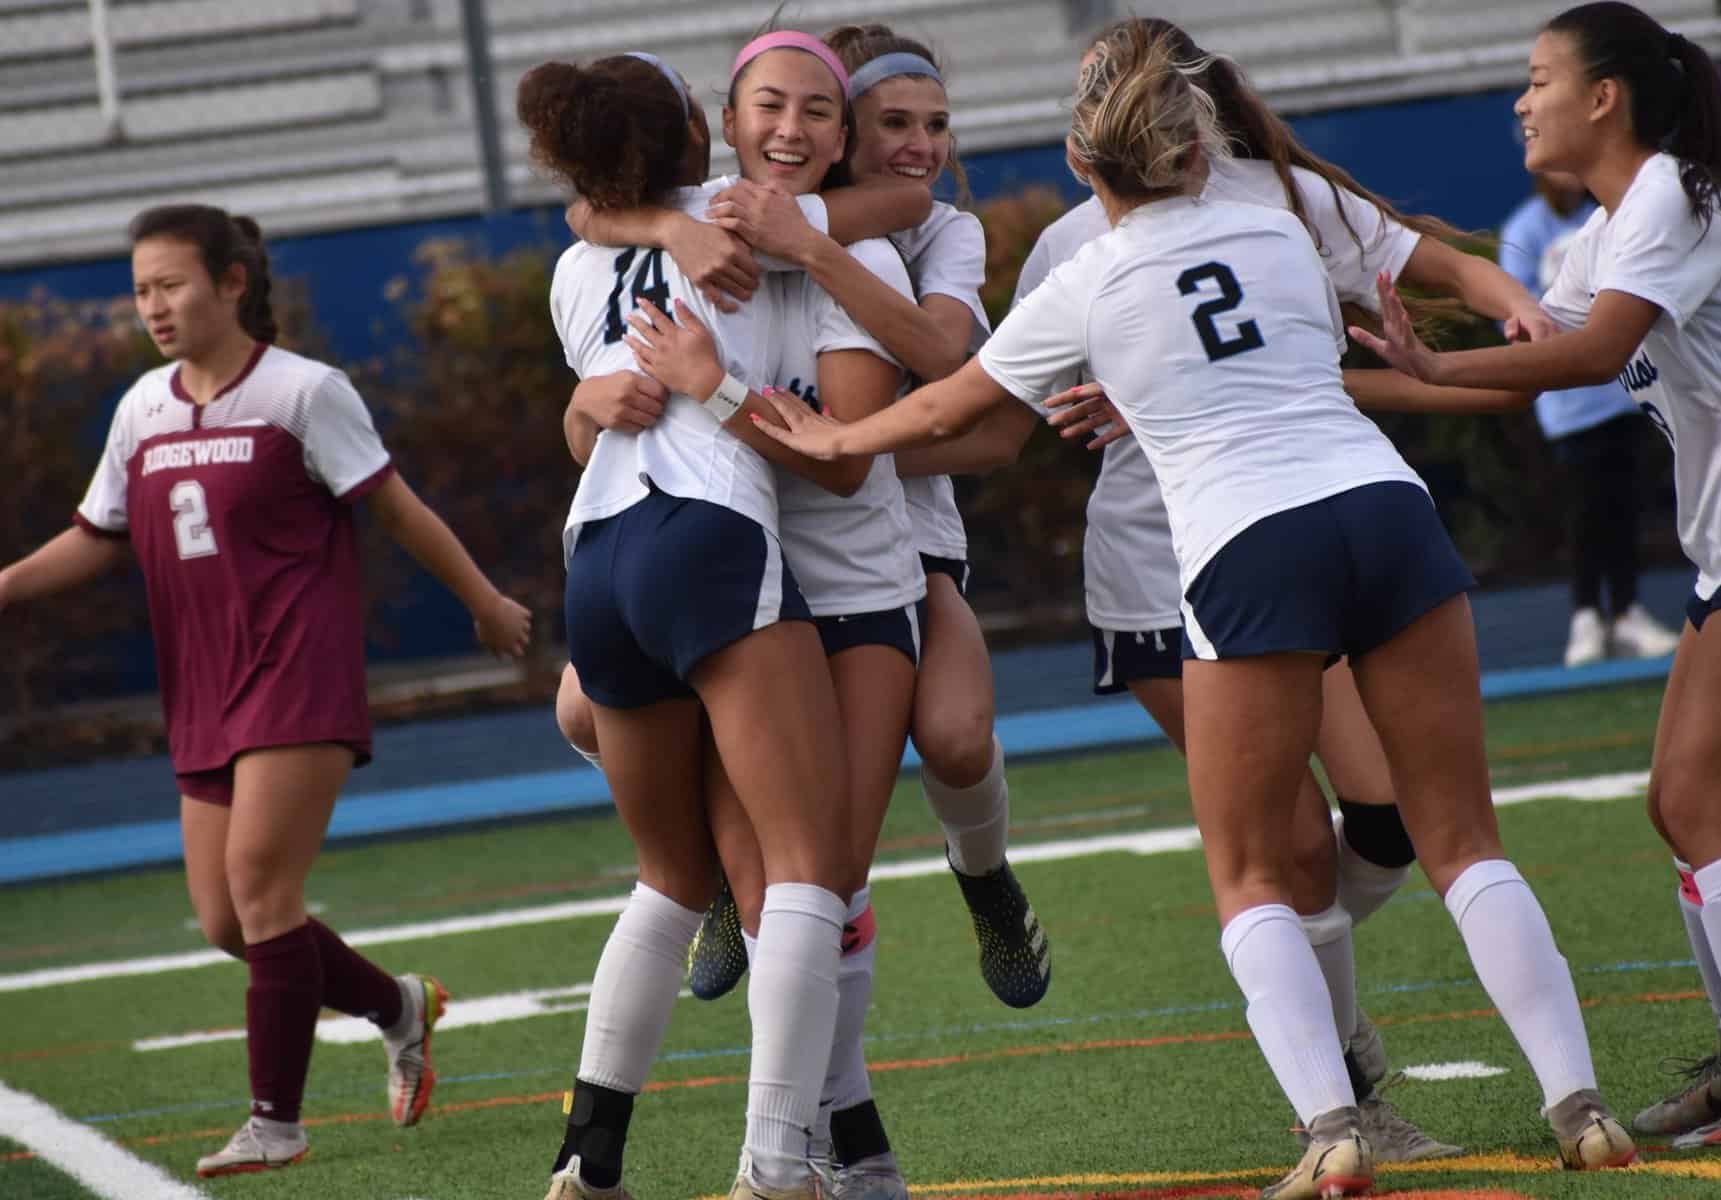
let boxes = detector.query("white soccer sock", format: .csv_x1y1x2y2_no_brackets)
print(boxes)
1334,820,1411,927
1220,904,1353,1126
578,882,702,1092
1444,859,1596,1109
1301,903,1359,1046
1676,859,1721,1031
745,883,845,1191
825,890,878,1113
743,930,757,965
922,736,1009,876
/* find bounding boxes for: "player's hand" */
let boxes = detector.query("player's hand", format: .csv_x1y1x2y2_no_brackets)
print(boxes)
571,372,667,435
1503,303,1559,343
474,591,532,660
749,387,846,460
0,566,11,617
664,217,760,312
1349,271,1444,383
626,298,724,400
1045,382,1130,450
707,180,818,264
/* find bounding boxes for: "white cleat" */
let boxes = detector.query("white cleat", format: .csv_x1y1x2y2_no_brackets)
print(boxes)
194,1115,308,1177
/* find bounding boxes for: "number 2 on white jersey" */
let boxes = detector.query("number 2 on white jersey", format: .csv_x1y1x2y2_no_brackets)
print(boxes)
170,479,219,559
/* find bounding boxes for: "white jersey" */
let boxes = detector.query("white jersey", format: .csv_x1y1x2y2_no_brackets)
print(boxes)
772,238,925,615
891,202,990,560
1013,162,1423,628
551,184,823,562
1542,153,1721,597
982,196,1424,594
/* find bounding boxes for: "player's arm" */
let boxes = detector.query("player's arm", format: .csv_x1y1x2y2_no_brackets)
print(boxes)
0,526,128,612
566,199,760,311
752,356,1012,461
1400,238,1557,341
894,401,1039,476
364,473,532,658
624,298,869,496
1352,274,1661,391
1343,369,1536,415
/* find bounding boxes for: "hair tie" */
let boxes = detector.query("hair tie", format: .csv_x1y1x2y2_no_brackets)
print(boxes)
731,31,850,97
625,51,689,118
847,52,942,101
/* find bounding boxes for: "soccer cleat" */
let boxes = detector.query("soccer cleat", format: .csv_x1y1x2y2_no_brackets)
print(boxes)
1347,1009,1388,1092
688,879,750,1001
1611,603,1681,659
384,972,448,1127
194,1116,308,1177
832,1153,909,1200
1359,1074,1463,1162
1634,1053,1721,1135
1564,607,1607,667
1673,1115,1721,1150
950,856,1050,1008
727,1152,825,1200
544,1156,633,1200
1262,1107,1373,1199
1548,1088,1636,1170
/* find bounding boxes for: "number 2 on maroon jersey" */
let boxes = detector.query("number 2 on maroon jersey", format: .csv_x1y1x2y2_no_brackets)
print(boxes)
170,480,219,559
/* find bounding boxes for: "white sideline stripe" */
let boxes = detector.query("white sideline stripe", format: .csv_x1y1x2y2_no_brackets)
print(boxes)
0,767,1655,995
0,1080,211,1199
133,984,604,1052
1401,1060,1510,1081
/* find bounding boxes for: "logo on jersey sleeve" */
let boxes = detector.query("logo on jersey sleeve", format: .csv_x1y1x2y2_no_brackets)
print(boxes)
1618,353,1660,394
140,436,257,475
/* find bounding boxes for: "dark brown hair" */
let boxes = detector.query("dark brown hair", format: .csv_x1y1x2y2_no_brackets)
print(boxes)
1547,2,1721,229
128,204,277,343
824,22,970,204
516,56,689,210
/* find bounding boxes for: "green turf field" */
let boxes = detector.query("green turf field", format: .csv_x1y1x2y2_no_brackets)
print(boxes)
5,679,1720,1200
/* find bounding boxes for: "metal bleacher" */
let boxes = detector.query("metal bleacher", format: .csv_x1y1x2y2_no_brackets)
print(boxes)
1,0,1718,269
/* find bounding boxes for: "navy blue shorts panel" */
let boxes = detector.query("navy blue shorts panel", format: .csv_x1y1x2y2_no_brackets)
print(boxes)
1181,481,1474,662
920,554,970,598
1091,625,1183,693
815,599,928,666
1688,587,1721,633
564,492,811,709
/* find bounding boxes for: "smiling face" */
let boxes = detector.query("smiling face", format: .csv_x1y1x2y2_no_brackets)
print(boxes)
1516,30,1614,175
848,75,950,188
723,48,848,196
131,236,244,361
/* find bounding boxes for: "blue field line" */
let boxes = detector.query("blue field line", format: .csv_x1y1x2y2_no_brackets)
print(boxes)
0,654,1671,886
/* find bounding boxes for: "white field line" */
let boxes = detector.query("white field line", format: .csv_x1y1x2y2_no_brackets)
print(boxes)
0,1080,211,1199
0,768,1653,996
1401,1061,1510,1081
133,984,606,1052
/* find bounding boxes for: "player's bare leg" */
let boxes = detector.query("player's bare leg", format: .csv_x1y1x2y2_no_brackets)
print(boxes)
913,575,1048,1006
181,798,244,959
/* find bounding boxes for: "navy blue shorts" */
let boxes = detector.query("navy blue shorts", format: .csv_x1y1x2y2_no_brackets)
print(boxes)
920,554,970,598
815,599,928,666
564,490,812,709
1688,587,1720,633
1181,481,1474,662
1091,625,1183,693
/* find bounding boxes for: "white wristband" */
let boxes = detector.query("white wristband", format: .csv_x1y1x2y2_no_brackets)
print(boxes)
702,373,749,424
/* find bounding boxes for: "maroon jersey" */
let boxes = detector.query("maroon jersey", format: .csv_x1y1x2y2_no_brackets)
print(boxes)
76,344,393,774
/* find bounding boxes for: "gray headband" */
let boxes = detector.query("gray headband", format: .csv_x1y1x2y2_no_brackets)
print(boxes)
846,51,942,101
626,51,689,117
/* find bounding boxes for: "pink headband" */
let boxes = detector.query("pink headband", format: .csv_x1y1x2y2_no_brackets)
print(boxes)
730,31,850,97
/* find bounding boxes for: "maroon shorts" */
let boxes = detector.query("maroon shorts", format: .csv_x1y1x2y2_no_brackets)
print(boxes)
175,740,369,808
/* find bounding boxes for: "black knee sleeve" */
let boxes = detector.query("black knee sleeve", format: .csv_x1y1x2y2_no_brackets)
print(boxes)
1337,798,1416,870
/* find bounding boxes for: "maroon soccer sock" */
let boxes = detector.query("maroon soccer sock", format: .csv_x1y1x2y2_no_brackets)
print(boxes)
307,918,403,1028
244,923,324,1124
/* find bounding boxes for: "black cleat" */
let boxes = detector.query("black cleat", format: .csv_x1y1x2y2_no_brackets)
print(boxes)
687,878,749,1001
950,856,1050,1008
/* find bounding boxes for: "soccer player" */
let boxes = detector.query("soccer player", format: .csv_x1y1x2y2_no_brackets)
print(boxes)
0,204,532,1176
698,24,1052,1012
1350,0,1721,1152
519,48,878,1200
753,21,1634,1195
